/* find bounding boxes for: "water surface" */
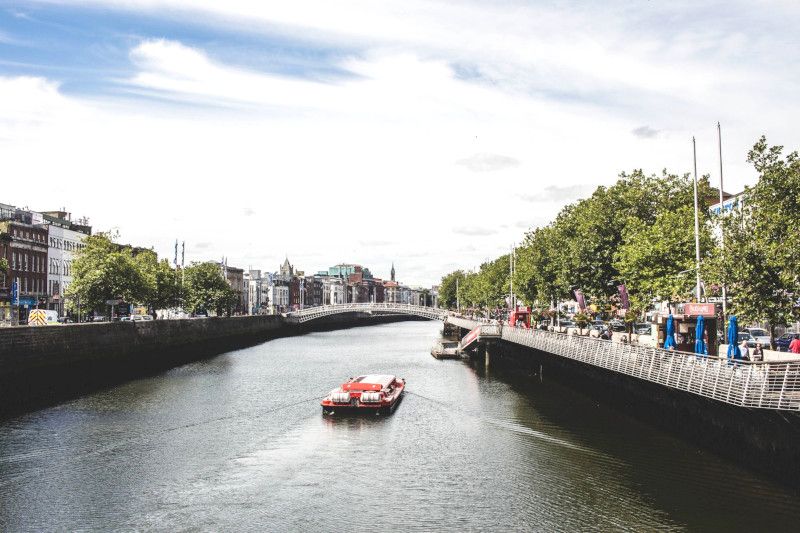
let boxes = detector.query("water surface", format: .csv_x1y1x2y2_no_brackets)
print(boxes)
1,321,797,531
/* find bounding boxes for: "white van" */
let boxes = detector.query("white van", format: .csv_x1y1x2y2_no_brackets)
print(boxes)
28,309,59,325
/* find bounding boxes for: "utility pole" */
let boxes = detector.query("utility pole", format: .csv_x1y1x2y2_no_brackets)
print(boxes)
509,244,514,311
456,276,460,313
717,122,727,335
692,137,702,302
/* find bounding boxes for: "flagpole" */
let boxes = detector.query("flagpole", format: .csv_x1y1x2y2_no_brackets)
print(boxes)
692,137,702,302
717,122,727,334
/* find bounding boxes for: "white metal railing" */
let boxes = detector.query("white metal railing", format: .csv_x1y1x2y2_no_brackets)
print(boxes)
447,317,800,412
286,302,449,324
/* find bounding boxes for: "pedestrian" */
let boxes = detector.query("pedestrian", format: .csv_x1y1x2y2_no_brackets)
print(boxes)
752,343,764,362
739,339,750,360
790,334,800,354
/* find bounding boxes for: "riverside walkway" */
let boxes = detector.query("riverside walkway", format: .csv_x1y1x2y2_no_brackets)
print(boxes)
448,316,800,412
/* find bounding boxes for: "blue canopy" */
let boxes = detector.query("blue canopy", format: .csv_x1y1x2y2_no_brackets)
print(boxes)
694,315,707,356
663,314,676,350
727,316,741,360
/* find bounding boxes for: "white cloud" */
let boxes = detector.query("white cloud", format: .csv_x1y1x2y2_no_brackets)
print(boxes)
5,1,800,284
632,126,660,139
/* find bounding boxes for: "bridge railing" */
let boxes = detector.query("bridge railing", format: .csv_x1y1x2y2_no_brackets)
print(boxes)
500,326,800,411
286,302,449,323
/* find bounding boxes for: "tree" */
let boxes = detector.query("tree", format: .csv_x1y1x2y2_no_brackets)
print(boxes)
67,232,154,314
439,270,467,309
704,138,800,342
183,262,237,316
614,204,713,308
0,257,7,275
135,250,181,312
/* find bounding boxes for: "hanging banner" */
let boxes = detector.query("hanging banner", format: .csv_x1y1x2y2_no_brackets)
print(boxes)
573,289,586,311
617,283,630,310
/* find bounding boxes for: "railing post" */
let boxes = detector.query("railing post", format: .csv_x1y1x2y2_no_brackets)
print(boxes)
741,364,754,407
757,363,768,408
777,364,790,410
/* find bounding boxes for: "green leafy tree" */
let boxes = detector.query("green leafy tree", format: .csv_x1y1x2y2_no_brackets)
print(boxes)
514,225,566,309
614,204,713,308
0,257,7,275
67,232,155,313
705,137,800,342
439,270,467,309
183,262,237,316
135,250,182,312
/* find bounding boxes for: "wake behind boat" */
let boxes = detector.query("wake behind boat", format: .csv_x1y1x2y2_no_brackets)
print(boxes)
321,374,405,415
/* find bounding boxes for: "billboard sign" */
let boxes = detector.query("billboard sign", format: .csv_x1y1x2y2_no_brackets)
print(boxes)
683,303,716,317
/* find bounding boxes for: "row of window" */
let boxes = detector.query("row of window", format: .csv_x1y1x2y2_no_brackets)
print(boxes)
16,276,45,295
48,279,69,296
11,227,46,243
49,258,72,276
10,252,46,273
48,237,85,252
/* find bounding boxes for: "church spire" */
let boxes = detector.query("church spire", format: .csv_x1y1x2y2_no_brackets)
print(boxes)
391,262,395,282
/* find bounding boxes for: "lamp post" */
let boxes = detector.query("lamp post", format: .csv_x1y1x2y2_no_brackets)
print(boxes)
717,122,727,337
456,276,460,313
692,137,702,303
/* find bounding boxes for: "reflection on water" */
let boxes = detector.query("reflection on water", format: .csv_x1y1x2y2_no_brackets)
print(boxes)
1,321,798,531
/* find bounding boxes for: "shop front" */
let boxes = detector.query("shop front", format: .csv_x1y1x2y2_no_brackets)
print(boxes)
653,303,718,355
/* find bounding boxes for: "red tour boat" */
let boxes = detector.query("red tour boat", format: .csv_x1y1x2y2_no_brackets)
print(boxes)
321,374,406,415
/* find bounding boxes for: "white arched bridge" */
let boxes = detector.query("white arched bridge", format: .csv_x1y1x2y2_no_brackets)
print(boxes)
285,303,449,324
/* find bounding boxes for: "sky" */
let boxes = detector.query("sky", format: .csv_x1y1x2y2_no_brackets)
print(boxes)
1,1,799,287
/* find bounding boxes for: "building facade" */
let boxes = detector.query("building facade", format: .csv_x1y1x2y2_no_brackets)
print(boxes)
42,211,91,316
0,216,49,323
219,262,245,314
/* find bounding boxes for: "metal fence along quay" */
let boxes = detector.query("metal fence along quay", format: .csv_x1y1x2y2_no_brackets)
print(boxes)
448,316,800,412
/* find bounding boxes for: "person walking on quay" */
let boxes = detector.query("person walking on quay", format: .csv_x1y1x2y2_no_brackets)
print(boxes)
789,334,800,354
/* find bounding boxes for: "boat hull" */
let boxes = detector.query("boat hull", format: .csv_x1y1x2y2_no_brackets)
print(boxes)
322,393,403,416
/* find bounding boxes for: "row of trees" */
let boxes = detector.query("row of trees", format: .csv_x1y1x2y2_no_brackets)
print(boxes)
66,233,237,317
440,137,800,332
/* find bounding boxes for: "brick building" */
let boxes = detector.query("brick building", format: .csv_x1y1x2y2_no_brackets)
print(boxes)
0,214,49,323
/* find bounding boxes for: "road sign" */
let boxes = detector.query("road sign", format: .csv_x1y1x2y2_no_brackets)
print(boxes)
11,280,18,305
106,299,122,305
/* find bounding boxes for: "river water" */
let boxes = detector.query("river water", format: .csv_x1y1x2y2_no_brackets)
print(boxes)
1,321,798,531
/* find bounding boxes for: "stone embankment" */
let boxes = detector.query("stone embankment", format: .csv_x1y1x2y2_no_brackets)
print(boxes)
0,313,416,418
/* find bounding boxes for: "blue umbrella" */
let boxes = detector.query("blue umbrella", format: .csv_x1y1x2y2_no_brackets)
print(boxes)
694,315,707,356
727,316,741,360
663,314,676,350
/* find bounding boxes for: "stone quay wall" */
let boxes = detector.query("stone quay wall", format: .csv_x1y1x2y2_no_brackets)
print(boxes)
0,313,419,417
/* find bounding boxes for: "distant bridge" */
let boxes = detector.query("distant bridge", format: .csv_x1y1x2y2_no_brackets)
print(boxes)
285,303,449,324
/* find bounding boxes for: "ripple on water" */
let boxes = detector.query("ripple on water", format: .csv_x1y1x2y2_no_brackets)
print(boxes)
1,321,798,531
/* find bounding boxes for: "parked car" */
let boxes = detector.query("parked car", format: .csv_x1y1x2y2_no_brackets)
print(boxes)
558,319,576,330
737,332,752,345
776,332,798,352
609,320,626,332
634,323,652,335
119,316,132,322
743,327,771,348
132,315,153,322
590,321,606,332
